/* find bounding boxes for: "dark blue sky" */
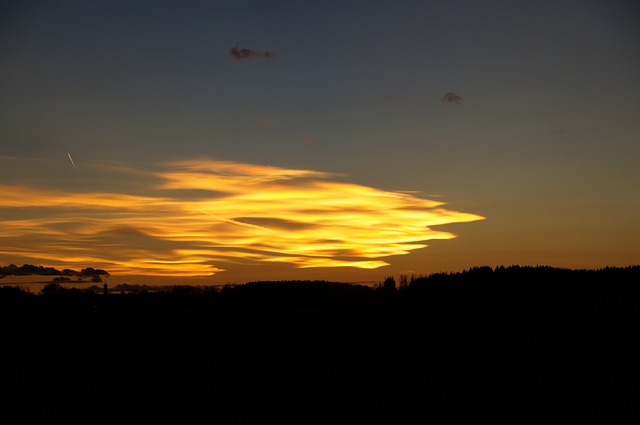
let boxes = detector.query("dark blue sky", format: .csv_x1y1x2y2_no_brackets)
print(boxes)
1,1,639,283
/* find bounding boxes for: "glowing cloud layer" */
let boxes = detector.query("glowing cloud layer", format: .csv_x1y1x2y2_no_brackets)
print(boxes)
0,158,484,276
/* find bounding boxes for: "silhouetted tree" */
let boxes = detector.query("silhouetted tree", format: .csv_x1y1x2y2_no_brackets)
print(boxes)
383,276,396,291
41,283,64,295
398,274,409,291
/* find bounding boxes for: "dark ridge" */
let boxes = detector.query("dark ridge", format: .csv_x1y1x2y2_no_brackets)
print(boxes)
1,265,639,317
2,265,639,424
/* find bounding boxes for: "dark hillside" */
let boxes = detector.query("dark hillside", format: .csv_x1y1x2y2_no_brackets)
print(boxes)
1,265,639,424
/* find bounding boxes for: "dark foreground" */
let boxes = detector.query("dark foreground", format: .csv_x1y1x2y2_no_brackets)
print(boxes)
2,268,640,424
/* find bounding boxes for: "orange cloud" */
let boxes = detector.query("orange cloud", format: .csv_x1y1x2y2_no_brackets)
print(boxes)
0,158,484,276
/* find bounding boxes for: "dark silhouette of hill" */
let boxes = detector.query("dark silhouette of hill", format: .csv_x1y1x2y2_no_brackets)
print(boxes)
2,265,639,424
404,264,640,315
3,264,638,316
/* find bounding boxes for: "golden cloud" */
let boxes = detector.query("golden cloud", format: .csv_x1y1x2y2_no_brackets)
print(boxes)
0,158,483,276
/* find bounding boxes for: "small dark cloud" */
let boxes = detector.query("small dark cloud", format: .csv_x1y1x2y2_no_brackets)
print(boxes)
230,44,277,60
263,51,278,60
230,44,261,59
441,92,463,105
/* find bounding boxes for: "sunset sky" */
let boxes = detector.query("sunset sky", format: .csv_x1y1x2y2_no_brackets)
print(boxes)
1,0,639,285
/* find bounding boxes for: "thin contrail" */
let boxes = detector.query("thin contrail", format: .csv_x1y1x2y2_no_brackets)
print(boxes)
67,152,78,169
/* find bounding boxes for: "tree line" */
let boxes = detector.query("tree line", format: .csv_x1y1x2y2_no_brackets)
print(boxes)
1,265,639,317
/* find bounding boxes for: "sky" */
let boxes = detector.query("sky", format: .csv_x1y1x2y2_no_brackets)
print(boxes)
1,0,639,285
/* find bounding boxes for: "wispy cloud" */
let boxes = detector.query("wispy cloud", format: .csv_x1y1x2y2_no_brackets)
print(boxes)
0,158,483,277
230,44,277,60
441,92,463,104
